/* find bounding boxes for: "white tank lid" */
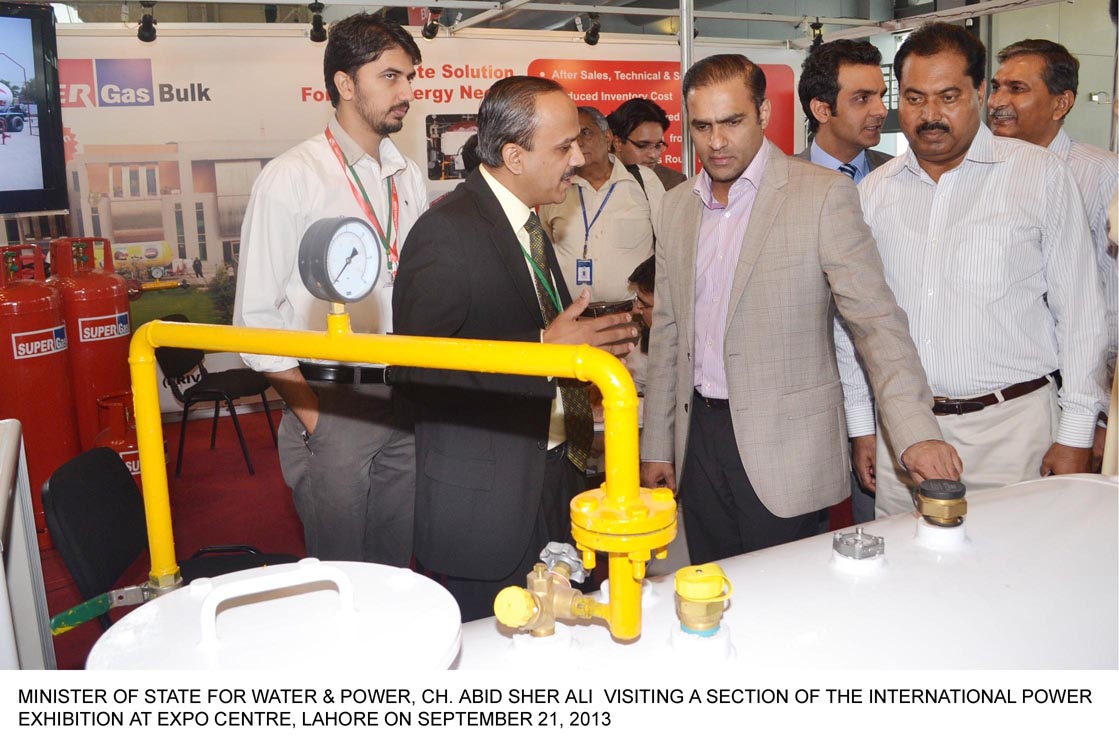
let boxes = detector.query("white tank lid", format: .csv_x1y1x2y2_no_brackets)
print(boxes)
87,558,462,670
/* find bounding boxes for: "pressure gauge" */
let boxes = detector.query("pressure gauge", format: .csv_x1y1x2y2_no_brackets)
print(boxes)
298,217,383,303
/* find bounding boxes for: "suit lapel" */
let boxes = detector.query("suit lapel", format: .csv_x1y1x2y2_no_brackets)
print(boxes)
465,172,547,328
725,140,786,337
677,190,702,358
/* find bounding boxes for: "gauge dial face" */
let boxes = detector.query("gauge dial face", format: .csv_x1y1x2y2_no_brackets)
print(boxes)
298,217,382,303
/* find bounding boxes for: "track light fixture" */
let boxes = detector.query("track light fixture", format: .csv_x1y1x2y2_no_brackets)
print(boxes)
137,1,157,43
810,18,824,49
422,8,442,40
309,2,327,43
583,12,600,46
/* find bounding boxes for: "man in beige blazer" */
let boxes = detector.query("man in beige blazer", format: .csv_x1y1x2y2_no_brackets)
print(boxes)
640,54,961,563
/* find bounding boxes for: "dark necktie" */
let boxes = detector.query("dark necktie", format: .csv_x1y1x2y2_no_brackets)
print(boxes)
524,212,593,472
838,162,858,180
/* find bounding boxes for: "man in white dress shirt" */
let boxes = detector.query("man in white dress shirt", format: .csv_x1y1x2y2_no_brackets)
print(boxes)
988,38,1118,469
847,23,1109,516
233,15,428,563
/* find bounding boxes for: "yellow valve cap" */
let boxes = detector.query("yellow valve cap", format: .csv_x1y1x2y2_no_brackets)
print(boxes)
675,563,732,602
494,586,538,628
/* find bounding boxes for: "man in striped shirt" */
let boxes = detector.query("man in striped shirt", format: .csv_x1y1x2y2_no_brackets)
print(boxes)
988,38,1117,469
843,23,1109,517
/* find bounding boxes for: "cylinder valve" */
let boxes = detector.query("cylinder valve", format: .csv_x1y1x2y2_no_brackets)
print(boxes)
915,479,967,527
674,564,733,636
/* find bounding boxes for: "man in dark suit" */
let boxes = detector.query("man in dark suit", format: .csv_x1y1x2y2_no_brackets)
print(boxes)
796,39,893,525
393,76,638,622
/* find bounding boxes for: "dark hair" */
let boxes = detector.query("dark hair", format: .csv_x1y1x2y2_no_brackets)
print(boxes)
324,13,422,107
682,54,767,113
476,76,565,168
628,255,655,295
798,40,883,134
607,98,671,140
460,134,481,175
895,22,985,90
997,38,1080,98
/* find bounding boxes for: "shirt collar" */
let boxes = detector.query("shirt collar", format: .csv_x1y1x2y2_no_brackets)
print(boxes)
1047,127,1072,159
328,113,407,177
809,140,869,178
479,165,533,236
572,155,628,190
894,122,1001,181
695,140,769,209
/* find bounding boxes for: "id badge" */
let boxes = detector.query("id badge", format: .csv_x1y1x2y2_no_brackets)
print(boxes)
576,258,593,286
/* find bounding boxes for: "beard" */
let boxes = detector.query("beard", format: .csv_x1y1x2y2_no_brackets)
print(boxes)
356,95,408,136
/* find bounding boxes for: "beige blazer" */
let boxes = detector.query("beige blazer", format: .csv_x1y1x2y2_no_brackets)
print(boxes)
641,139,941,518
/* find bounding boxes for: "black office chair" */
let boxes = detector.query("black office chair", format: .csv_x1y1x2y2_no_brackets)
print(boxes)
42,447,298,632
154,314,277,477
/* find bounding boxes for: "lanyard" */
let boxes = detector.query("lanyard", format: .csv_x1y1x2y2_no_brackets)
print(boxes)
325,126,399,270
578,183,617,259
518,242,563,316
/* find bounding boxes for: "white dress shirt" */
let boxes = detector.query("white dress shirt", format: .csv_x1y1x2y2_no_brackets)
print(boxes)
840,124,1108,448
1048,128,1118,362
478,165,566,449
233,114,428,373
539,157,663,302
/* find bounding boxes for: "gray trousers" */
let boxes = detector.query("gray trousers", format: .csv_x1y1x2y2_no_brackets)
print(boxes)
277,381,415,566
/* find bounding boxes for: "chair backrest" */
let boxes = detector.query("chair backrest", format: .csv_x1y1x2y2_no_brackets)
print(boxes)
153,314,206,401
41,448,148,601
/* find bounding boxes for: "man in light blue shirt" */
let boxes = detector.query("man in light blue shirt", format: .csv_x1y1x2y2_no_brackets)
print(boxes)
797,39,894,524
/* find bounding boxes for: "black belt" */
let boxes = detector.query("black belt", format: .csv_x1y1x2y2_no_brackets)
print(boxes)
933,374,1051,416
299,362,391,385
693,389,729,409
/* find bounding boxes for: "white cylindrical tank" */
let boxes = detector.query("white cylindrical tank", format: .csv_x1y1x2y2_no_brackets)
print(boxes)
456,475,1118,670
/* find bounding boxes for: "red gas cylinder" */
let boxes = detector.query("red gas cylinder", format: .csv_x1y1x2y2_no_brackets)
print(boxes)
47,237,132,449
0,246,81,549
93,391,142,491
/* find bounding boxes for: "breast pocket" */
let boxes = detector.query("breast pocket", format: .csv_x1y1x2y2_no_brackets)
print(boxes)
952,227,1030,304
609,217,654,252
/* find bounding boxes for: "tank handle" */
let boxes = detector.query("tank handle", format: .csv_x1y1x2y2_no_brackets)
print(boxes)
196,558,356,647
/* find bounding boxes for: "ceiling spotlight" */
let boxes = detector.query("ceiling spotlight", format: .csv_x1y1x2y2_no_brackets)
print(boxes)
309,2,326,43
584,13,600,46
422,8,442,40
810,18,824,49
137,1,157,43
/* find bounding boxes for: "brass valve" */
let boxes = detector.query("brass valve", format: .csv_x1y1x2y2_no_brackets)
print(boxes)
915,479,967,526
674,564,733,635
494,560,597,638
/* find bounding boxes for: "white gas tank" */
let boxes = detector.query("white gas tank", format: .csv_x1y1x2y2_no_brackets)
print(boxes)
87,558,462,670
456,475,1118,670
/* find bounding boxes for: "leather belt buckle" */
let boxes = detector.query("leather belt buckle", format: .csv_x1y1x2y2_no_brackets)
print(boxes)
933,397,986,416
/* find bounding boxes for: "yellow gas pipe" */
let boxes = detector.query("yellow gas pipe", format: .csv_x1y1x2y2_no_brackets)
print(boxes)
129,311,676,639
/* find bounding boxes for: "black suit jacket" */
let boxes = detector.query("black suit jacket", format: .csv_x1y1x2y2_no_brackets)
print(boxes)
392,169,572,579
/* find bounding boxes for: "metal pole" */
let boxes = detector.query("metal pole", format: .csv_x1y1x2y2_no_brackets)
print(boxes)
679,0,694,178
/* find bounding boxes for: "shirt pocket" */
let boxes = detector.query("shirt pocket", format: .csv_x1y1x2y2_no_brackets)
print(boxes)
608,217,655,252
952,227,1012,304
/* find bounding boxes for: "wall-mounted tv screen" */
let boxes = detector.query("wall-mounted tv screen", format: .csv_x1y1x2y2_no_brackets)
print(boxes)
1,2,67,214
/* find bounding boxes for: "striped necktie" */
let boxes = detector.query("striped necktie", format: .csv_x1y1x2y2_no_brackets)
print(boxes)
524,212,593,472
838,162,858,179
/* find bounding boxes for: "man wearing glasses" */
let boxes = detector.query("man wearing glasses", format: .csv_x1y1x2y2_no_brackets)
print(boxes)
608,98,688,190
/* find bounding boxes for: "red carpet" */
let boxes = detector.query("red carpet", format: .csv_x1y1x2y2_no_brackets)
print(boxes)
43,409,305,669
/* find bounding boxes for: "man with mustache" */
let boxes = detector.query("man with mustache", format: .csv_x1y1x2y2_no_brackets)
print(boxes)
989,38,1117,469
640,54,959,564
846,23,1108,516
539,106,664,304
234,14,426,564
393,77,638,620
796,38,892,525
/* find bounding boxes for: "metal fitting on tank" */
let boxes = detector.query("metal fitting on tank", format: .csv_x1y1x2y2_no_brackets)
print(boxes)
915,479,967,526
674,564,733,636
494,543,601,637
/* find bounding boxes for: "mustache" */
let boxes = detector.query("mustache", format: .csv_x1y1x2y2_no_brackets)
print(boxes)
917,121,950,134
989,107,1015,118
562,167,577,179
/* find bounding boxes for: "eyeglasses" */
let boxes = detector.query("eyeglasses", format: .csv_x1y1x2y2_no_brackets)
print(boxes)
632,295,653,310
624,137,668,152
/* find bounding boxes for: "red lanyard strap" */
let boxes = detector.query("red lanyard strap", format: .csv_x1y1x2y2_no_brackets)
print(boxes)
325,126,399,269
